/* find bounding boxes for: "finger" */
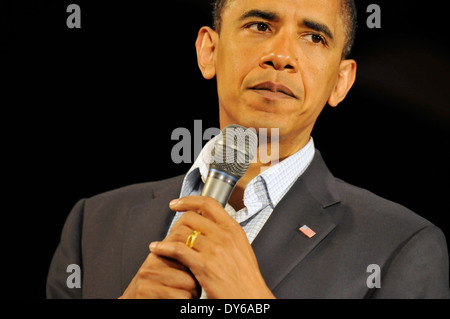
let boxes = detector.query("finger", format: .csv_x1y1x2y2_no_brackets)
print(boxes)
140,265,198,292
142,250,187,271
170,211,220,237
162,268,199,298
146,252,188,271
158,226,210,253
169,196,233,225
135,281,196,299
166,223,208,250
150,241,203,272
138,254,199,297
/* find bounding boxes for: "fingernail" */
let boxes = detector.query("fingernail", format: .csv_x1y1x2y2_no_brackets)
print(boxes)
169,199,179,207
149,242,158,251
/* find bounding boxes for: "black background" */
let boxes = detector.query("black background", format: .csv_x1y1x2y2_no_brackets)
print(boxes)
2,0,449,299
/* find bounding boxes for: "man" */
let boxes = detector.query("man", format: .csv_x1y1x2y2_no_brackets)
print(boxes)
47,0,450,298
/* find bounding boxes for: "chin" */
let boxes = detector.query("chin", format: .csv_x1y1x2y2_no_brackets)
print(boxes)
220,97,301,134
235,114,291,137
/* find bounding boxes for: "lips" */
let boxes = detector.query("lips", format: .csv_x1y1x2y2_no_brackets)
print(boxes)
249,81,297,99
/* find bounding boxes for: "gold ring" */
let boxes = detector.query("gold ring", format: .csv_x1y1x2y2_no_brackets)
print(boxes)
186,230,201,249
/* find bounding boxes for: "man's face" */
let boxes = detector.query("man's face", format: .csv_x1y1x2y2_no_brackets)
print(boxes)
198,0,355,148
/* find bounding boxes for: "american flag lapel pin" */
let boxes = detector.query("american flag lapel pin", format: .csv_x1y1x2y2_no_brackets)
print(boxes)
299,225,316,238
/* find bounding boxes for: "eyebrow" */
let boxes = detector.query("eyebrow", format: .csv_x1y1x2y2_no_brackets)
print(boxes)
303,19,334,41
238,9,279,22
238,9,334,41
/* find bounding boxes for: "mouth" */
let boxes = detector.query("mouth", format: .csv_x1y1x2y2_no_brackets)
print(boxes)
249,81,297,100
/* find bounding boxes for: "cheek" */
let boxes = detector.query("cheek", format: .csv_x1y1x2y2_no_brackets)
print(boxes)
221,41,255,76
299,53,337,107
216,44,256,100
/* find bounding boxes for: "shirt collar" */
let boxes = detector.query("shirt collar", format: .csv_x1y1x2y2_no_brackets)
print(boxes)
256,137,315,207
180,135,315,208
179,136,216,198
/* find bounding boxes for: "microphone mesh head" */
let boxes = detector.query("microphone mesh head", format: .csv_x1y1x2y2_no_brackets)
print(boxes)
212,124,258,179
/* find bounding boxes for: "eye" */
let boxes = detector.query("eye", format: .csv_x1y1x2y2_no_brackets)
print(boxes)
247,22,270,32
303,34,325,45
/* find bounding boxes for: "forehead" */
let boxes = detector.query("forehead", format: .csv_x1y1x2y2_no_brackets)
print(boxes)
222,0,344,36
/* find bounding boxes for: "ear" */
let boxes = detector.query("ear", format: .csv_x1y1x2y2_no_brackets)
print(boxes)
195,26,218,80
328,59,357,107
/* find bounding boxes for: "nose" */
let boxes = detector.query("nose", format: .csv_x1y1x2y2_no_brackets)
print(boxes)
259,33,298,72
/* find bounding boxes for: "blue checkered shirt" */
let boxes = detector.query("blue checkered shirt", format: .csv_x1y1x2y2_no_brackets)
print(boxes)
166,136,315,244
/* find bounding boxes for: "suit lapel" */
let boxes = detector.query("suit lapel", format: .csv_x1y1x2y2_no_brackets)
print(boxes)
120,175,184,292
252,151,340,291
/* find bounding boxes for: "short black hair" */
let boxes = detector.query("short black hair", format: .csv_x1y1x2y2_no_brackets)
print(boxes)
212,0,357,59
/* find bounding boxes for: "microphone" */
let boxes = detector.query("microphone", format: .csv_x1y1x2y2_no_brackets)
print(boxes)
201,124,258,207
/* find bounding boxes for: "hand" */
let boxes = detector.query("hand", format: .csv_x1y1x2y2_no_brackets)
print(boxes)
119,249,199,299
149,196,275,299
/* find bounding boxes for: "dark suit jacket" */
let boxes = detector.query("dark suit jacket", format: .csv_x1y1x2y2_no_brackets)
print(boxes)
46,151,450,298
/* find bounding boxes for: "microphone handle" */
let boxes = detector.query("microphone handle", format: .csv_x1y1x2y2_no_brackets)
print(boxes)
200,169,238,207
